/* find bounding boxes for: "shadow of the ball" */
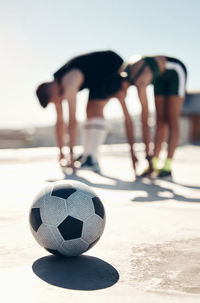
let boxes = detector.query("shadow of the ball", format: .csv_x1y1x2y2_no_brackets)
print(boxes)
32,255,119,290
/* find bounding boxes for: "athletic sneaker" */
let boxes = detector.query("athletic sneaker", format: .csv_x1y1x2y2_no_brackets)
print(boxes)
75,154,84,163
139,166,158,178
157,169,172,179
80,155,100,173
139,167,153,178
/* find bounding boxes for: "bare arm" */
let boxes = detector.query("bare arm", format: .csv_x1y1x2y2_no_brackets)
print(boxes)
118,97,137,173
67,92,77,167
137,86,151,157
55,102,65,162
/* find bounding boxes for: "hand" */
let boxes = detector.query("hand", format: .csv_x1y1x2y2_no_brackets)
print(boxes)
59,150,65,161
69,152,75,170
59,151,76,173
131,150,138,172
63,148,76,172
132,154,138,171
146,155,154,174
59,151,67,167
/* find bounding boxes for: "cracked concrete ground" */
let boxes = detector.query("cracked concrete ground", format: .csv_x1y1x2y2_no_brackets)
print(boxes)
0,144,200,303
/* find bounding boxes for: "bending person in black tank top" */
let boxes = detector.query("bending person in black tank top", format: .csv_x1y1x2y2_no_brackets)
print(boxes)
103,54,187,178
35,51,137,173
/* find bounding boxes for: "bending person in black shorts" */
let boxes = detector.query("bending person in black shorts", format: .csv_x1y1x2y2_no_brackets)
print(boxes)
36,50,137,173
103,55,187,178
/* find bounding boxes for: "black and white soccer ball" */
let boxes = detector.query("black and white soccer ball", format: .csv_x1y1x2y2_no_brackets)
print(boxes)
29,180,106,257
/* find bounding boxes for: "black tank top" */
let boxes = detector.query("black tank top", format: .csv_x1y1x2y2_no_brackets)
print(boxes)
124,56,160,85
54,50,123,90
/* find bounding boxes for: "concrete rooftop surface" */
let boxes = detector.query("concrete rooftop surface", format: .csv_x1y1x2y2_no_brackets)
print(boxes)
0,143,200,303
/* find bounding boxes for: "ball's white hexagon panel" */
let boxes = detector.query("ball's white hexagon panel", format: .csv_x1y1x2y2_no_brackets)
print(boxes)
82,214,105,244
66,192,95,221
60,238,89,256
31,184,53,208
40,196,68,226
35,223,63,250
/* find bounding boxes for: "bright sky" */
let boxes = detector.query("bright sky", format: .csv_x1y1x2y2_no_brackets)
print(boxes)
1,0,200,128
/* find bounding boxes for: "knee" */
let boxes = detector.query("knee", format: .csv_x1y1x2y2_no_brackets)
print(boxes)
168,120,179,130
156,117,167,128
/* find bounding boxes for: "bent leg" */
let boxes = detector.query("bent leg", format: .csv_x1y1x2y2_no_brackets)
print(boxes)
166,96,184,158
154,96,168,158
140,96,167,176
80,99,109,170
86,99,109,119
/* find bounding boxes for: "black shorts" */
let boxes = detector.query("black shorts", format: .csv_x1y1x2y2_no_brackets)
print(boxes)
88,81,107,101
154,57,187,97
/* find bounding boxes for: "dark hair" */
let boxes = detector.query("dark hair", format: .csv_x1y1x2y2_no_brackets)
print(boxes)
103,73,126,97
36,82,52,108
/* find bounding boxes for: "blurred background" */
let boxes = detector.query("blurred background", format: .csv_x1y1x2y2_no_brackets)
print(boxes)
1,0,200,148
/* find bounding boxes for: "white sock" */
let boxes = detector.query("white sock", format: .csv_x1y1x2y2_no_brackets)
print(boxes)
81,117,109,162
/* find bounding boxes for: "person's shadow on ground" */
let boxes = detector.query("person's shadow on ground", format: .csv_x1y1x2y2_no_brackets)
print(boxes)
32,255,119,290
46,169,200,204
47,169,134,191
131,178,200,203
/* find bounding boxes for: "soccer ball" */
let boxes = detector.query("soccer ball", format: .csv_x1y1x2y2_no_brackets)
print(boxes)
29,180,106,257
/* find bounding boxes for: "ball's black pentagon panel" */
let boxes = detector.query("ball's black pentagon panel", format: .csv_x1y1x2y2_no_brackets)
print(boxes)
70,180,97,197
92,197,105,219
86,237,100,251
52,183,76,199
45,248,65,257
30,208,42,232
58,216,83,240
